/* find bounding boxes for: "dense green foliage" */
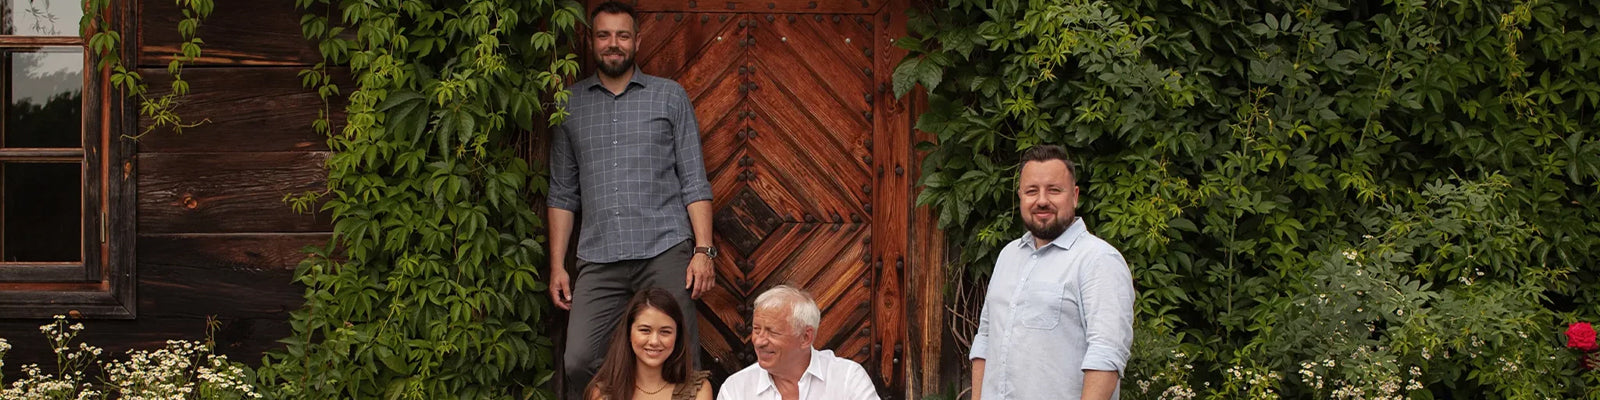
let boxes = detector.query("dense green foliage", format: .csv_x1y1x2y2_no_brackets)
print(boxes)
896,0,1600,397
256,0,582,398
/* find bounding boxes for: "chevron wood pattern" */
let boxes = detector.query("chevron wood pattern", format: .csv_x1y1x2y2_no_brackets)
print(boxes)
634,10,889,388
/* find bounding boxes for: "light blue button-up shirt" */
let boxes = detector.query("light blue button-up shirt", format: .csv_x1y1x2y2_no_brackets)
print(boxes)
970,218,1134,399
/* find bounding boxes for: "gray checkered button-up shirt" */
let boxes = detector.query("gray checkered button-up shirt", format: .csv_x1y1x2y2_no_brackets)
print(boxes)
548,71,713,264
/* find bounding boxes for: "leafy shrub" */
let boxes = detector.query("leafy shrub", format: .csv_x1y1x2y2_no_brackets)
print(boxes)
0,316,259,400
895,0,1600,397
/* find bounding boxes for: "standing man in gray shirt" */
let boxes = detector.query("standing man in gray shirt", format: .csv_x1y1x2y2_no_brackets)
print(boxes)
546,2,716,399
970,145,1134,400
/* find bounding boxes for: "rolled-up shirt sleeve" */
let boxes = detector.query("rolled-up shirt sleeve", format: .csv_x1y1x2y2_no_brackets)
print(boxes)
1078,251,1134,372
547,123,581,212
670,85,713,204
970,292,993,360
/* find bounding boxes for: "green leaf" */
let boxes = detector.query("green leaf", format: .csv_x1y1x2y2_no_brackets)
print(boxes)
894,35,923,52
455,110,476,145
892,57,923,98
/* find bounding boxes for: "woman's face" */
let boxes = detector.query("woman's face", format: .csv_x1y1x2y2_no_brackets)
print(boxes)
631,306,678,368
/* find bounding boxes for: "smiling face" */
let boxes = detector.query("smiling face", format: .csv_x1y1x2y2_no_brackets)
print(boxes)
630,307,678,369
750,304,813,375
1018,159,1079,244
590,11,637,78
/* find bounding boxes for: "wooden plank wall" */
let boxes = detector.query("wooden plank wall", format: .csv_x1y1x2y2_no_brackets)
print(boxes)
2,5,945,399
0,0,330,367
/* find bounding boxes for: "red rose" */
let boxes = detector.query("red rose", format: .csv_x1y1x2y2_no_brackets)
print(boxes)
1568,322,1598,352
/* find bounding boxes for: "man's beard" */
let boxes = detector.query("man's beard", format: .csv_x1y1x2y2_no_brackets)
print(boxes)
1024,213,1070,242
597,49,634,78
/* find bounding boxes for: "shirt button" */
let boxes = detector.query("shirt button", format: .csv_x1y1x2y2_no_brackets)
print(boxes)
614,211,620,215
612,140,619,144
612,118,618,122
613,187,619,192
613,163,619,167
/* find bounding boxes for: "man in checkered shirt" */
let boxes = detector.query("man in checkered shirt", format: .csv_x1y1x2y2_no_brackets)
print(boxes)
546,2,717,398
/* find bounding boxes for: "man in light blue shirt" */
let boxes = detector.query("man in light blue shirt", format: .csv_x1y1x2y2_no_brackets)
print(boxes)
970,145,1135,400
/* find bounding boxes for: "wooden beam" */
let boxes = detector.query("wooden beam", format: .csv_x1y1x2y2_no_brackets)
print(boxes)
891,0,947,394
908,89,945,399
140,0,322,66
0,37,81,47
137,152,331,234
137,233,326,319
871,0,912,397
0,148,85,161
135,67,349,153
0,264,85,282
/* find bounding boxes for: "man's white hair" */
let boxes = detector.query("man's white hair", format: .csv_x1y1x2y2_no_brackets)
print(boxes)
753,284,821,333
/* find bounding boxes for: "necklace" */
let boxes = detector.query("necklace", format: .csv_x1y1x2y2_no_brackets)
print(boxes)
636,381,670,395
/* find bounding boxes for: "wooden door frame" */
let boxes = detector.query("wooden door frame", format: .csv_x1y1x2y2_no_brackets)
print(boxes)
580,1,945,398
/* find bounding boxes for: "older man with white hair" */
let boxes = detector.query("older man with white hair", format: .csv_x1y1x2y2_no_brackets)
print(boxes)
718,285,880,400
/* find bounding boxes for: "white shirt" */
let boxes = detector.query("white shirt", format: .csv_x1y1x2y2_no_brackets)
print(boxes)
717,348,881,400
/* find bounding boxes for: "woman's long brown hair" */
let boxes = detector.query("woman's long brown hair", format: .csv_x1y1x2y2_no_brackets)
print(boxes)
585,288,694,400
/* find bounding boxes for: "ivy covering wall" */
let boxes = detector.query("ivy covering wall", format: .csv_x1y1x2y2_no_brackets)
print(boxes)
895,0,1600,397
255,0,583,398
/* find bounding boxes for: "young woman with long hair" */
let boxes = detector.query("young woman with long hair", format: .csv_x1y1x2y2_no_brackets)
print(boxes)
585,288,712,400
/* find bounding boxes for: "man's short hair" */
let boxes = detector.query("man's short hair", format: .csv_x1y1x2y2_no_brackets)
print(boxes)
1019,144,1078,184
754,285,821,334
589,1,638,26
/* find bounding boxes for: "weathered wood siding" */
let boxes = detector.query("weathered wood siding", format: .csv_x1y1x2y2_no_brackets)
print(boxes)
0,0,329,367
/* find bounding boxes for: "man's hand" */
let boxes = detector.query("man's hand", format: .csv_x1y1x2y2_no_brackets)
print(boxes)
549,263,573,310
685,253,714,299
546,207,576,310
684,200,714,299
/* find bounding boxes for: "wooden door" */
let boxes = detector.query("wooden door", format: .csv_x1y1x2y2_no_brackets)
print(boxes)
627,1,915,395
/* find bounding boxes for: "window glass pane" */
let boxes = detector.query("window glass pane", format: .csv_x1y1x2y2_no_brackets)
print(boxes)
2,0,81,36
2,161,80,262
4,47,80,148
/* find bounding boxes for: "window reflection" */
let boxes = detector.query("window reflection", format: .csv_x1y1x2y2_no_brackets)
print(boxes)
2,0,81,36
4,47,81,148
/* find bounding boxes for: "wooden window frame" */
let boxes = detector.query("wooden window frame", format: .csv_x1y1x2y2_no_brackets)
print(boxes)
0,1,136,319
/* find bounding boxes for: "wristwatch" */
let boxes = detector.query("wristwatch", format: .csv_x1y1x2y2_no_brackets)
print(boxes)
693,246,718,259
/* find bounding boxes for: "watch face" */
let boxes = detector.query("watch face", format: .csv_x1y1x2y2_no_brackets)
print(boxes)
697,246,718,258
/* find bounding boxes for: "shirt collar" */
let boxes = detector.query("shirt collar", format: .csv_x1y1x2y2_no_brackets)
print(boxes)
1019,217,1087,251
583,68,651,94
755,348,827,395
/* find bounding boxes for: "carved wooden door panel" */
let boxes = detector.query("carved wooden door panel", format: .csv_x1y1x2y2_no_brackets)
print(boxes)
633,8,902,390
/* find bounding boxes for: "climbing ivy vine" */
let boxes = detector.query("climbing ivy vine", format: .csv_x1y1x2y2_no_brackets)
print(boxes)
897,0,1600,397
256,0,582,398
84,0,213,138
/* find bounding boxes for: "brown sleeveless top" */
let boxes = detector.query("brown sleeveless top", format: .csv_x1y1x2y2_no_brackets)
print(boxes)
670,370,711,400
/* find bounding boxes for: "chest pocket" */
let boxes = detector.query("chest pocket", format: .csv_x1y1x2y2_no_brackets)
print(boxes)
1017,282,1071,330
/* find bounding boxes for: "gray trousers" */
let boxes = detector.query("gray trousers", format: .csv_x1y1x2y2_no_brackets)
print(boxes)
563,240,700,400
